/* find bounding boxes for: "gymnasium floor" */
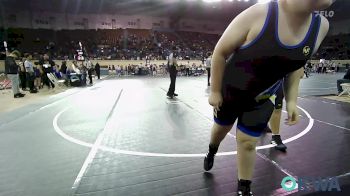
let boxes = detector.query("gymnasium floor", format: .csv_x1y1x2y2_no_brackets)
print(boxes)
0,73,349,196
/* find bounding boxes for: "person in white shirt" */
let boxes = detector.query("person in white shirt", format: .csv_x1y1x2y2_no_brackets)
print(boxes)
116,65,122,77
186,61,190,76
85,59,94,85
206,52,212,86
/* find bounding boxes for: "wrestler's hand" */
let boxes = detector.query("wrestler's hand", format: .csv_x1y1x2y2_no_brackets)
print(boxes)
209,91,223,111
285,102,299,126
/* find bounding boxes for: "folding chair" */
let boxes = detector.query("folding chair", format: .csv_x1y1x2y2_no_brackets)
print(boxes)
0,79,11,90
0,74,11,90
0,74,12,95
68,73,82,87
47,73,66,89
338,83,350,97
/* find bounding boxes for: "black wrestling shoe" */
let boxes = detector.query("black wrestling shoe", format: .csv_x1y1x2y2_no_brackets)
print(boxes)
174,93,178,96
204,144,218,171
14,93,25,98
271,135,287,152
237,179,253,196
167,94,174,99
204,152,215,171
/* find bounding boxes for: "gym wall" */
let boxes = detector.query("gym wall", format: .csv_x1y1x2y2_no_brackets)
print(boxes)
0,10,223,34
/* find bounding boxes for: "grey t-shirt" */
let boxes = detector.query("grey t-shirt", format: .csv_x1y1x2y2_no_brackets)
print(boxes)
24,60,34,73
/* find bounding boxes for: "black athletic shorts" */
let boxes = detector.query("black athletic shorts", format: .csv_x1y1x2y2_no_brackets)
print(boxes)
214,81,283,137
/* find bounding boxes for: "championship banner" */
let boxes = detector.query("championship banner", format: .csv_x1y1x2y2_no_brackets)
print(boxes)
32,14,51,28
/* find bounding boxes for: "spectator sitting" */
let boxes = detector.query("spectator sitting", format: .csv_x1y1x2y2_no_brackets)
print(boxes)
337,68,350,95
66,61,82,86
71,61,81,74
60,61,68,80
39,53,55,89
53,65,62,79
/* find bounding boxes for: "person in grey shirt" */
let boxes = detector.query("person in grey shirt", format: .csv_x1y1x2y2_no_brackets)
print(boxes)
24,54,38,93
4,50,25,98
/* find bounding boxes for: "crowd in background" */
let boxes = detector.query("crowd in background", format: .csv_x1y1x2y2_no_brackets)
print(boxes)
1,28,348,62
2,48,350,99
2,50,102,98
1,27,350,98
0,28,219,61
106,61,207,77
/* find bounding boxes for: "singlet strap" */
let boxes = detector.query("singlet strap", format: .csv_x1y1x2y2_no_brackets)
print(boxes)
264,0,278,36
307,14,322,57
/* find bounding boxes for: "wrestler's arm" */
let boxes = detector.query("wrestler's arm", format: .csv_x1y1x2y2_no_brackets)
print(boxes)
284,15,329,124
211,4,267,93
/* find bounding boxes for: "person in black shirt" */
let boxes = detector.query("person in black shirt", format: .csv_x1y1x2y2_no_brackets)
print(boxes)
337,68,350,94
304,61,311,78
166,46,179,98
60,61,67,76
39,53,55,89
19,58,27,91
4,50,25,98
59,61,68,85
95,62,101,80
203,0,333,195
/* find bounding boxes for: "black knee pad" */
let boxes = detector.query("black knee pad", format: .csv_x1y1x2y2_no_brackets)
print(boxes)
274,85,284,109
